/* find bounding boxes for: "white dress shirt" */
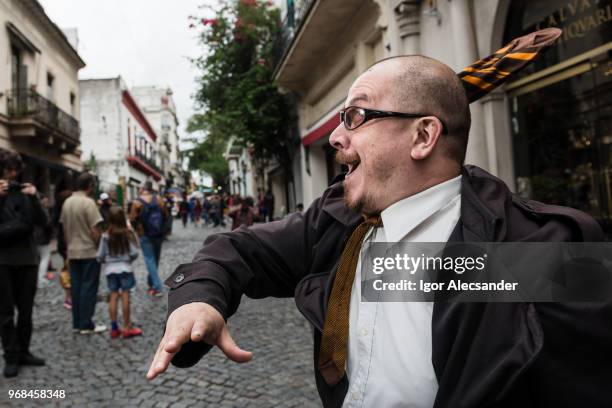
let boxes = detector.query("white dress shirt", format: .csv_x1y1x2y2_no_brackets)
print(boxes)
343,175,462,408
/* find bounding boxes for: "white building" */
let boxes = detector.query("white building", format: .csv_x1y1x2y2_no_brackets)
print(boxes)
224,138,257,198
131,86,183,189
0,0,85,196
79,77,162,204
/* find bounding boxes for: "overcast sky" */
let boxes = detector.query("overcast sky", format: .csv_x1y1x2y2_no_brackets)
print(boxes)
39,0,215,144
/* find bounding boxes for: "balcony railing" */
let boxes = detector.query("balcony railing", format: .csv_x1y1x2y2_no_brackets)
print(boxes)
272,0,316,74
6,89,80,144
134,150,163,175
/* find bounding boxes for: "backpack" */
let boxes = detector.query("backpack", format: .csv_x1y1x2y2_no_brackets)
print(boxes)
138,196,164,238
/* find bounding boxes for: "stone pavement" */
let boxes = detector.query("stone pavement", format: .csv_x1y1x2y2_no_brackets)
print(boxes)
0,221,320,407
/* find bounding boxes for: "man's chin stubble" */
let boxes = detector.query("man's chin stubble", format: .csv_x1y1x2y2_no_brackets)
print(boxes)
343,185,378,214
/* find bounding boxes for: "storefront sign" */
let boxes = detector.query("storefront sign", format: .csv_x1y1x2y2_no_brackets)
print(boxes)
533,0,612,44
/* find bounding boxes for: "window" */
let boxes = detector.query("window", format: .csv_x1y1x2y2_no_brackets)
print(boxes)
161,113,171,131
70,92,76,116
11,46,21,91
46,72,54,101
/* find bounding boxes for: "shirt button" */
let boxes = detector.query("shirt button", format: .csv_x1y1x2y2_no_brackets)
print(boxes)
361,328,369,337
174,273,185,283
351,392,360,401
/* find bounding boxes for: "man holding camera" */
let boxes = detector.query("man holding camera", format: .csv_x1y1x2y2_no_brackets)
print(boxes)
0,152,48,378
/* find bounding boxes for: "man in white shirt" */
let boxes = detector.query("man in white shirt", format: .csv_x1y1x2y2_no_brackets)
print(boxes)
148,55,608,407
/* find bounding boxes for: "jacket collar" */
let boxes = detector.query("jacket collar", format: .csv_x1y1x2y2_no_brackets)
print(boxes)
459,166,505,242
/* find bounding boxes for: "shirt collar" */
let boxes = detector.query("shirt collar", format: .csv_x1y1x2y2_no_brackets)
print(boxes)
380,175,461,242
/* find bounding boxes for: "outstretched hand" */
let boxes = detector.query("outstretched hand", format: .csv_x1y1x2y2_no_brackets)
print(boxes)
147,302,252,380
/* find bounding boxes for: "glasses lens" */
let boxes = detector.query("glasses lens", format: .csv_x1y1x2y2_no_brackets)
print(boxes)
345,107,365,130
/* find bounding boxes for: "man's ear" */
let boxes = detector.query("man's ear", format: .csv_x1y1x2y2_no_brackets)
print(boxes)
410,117,443,161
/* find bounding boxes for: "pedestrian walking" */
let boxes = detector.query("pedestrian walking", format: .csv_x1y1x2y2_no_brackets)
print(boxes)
34,195,54,288
229,197,255,230
179,193,189,228
188,197,196,224
257,189,266,221
0,152,48,378
54,171,74,310
98,192,112,231
164,191,175,236
209,195,221,227
264,189,275,222
60,172,105,335
202,196,211,225
96,206,142,339
129,182,168,298
193,198,202,227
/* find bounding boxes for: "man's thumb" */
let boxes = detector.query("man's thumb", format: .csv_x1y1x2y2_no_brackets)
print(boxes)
217,326,253,363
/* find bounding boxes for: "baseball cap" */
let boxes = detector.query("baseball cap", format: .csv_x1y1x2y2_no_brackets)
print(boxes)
100,193,109,200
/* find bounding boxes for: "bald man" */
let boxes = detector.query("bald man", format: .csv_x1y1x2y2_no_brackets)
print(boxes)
148,56,609,407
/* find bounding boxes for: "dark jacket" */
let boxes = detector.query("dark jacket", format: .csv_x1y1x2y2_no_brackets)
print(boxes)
0,190,48,266
165,165,610,408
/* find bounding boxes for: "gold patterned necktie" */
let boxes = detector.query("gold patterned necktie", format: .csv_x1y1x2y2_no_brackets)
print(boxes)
318,214,382,386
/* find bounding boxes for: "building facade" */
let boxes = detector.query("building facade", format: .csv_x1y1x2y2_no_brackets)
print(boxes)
79,77,162,204
274,0,612,233
0,0,85,197
224,138,258,198
131,85,184,189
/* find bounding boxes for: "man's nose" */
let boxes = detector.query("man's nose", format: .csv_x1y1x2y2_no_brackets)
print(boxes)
329,124,349,151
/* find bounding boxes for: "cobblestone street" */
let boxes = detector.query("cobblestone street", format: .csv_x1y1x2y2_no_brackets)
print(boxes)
0,221,319,407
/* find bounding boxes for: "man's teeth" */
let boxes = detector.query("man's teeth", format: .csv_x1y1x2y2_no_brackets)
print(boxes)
347,162,359,176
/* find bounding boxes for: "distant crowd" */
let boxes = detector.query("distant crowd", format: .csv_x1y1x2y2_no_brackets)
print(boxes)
176,189,298,231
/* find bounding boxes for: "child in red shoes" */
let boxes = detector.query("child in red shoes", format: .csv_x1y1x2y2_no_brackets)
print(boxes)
96,207,142,339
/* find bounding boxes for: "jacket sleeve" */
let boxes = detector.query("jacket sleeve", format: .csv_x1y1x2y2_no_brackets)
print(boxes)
165,188,332,368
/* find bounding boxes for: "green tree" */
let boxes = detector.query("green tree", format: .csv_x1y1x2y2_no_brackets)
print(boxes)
187,0,293,187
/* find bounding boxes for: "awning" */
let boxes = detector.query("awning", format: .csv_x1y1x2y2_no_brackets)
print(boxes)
302,112,340,146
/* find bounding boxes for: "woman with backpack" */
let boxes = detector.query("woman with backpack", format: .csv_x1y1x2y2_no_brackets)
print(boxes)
128,182,168,298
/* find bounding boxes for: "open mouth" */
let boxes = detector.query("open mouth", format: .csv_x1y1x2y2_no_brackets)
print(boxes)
346,158,361,177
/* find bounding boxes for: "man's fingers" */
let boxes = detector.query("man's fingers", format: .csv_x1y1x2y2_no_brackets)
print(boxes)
147,338,169,379
190,320,207,342
217,326,253,363
147,324,192,380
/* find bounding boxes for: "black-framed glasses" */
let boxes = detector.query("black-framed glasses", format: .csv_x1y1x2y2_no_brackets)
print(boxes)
339,106,448,134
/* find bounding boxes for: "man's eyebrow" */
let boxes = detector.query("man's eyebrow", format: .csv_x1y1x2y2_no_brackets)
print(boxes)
347,93,369,107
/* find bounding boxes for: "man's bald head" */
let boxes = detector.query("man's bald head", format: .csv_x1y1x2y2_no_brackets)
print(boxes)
370,55,471,163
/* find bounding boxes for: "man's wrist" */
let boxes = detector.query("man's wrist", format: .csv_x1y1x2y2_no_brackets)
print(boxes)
167,279,228,320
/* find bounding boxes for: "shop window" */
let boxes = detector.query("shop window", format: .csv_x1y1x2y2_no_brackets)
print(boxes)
505,0,612,232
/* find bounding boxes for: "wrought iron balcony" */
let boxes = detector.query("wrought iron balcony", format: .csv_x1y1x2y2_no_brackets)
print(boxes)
134,150,163,175
272,0,316,74
6,89,80,146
